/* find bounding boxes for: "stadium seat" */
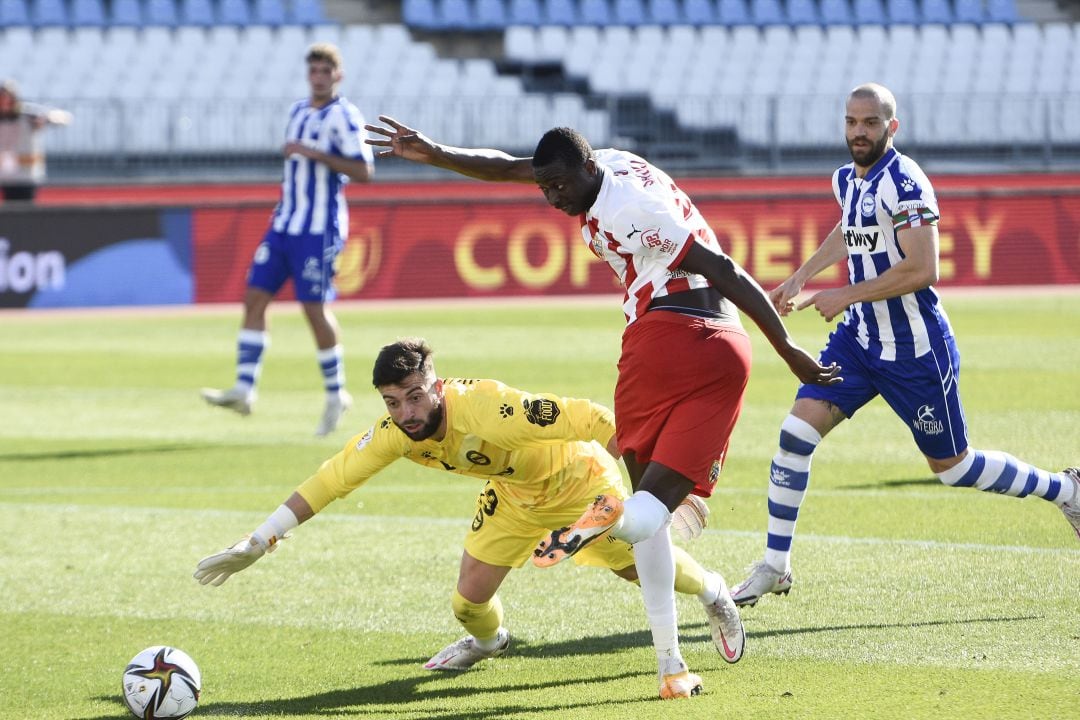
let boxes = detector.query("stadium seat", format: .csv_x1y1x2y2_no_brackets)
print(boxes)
70,0,106,26
682,0,714,25
473,0,507,28
402,0,439,29
647,0,680,24
613,0,647,25
508,0,542,25
253,0,285,24
953,0,984,24
578,0,611,25
180,0,215,25
852,0,885,25
144,0,179,25
885,0,918,24
786,0,818,24
0,0,30,26
31,0,67,26
438,0,473,29
819,0,852,25
716,0,750,25
109,0,142,25
985,0,1018,23
920,0,951,24
219,0,252,25
751,0,784,25
290,0,330,25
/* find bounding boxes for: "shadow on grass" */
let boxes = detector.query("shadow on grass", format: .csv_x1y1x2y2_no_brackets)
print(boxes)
78,615,1040,719
0,444,213,462
841,476,941,490
83,669,647,720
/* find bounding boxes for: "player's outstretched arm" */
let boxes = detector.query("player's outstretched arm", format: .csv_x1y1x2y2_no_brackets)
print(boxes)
193,492,314,586
677,242,842,387
771,222,846,315
365,115,535,184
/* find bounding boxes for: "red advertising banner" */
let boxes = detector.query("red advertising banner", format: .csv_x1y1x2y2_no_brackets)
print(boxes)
190,183,1080,303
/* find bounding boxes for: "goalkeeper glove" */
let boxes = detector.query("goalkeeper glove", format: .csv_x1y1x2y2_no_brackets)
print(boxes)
193,532,281,586
671,494,710,542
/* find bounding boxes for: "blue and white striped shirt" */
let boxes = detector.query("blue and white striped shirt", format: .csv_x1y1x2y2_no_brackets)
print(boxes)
832,147,953,362
271,96,372,238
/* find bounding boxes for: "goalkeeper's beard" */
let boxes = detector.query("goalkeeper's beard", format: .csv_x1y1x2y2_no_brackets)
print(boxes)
395,402,444,441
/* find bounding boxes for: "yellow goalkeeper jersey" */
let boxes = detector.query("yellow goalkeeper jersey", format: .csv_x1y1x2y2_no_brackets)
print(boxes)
297,378,617,513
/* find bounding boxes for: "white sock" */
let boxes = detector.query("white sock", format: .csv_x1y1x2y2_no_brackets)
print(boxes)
632,519,685,676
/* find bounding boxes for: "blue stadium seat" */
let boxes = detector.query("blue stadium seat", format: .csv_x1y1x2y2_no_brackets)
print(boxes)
953,0,985,23
819,0,853,24
852,0,885,24
70,0,106,26
886,0,919,24
144,0,179,25
682,0,715,25
402,0,439,29
613,0,647,25
786,0,819,24
110,0,142,24
508,0,542,25
219,0,251,25
986,0,1018,23
578,0,610,25
0,0,30,25
253,0,285,25
751,0,785,25
31,0,68,26
920,0,951,23
290,0,329,25
716,0,750,25
438,0,474,29
473,0,507,28
647,0,680,24
180,0,215,25
544,0,576,24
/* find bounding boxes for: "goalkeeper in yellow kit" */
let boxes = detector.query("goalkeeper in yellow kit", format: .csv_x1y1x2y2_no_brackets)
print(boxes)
194,337,744,671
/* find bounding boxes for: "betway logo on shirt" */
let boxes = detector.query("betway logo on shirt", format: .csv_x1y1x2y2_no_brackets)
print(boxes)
842,226,884,254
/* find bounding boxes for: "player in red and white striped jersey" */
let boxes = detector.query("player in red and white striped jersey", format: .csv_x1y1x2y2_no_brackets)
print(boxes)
366,118,840,699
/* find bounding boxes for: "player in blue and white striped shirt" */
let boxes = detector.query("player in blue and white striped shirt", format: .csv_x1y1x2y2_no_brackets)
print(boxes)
732,83,1080,606
202,43,374,437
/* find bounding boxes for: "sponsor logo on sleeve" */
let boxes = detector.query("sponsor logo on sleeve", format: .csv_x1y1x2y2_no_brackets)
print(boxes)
355,427,374,451
522,398,561,427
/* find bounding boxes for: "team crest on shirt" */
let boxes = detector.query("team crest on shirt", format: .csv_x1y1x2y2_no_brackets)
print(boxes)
860,193,877,217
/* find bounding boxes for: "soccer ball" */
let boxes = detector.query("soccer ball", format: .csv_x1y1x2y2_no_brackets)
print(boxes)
121,646,201,719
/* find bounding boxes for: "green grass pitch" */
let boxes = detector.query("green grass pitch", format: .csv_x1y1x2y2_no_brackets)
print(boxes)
1,291,1078,720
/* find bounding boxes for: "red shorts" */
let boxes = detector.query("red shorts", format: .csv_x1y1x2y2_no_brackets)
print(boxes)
614,310,752,497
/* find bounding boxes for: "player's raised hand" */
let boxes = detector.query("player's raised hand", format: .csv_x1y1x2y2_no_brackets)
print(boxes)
796,287,851,323
365,116,439,163
768,277,803,316
193,534,279,586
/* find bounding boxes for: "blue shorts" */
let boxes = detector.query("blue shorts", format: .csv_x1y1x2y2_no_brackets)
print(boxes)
246,228,342,303
796,325,969,459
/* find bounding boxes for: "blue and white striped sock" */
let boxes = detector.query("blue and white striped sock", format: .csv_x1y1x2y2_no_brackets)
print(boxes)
764,415,822,573
316,344,345,397
235,329,268,394
936,449,1076,506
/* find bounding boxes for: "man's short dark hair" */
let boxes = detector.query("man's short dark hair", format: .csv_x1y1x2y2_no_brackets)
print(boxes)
372,338,435,387
532,127,593,169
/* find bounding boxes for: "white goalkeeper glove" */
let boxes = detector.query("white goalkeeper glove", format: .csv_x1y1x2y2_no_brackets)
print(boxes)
671,494,710,541
193,532,281,586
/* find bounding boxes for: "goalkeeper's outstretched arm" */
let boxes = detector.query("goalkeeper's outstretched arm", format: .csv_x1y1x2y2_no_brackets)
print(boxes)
193,492,314,587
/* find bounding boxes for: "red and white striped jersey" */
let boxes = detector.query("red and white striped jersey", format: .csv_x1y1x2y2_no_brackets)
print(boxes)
579,149,720,324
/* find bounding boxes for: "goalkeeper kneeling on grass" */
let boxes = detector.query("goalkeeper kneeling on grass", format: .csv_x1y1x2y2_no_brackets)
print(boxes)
195,337,745,674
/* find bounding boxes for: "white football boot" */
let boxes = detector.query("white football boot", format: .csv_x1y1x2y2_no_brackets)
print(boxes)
730,561,793,607
659,670,703,699
701,573,745,663
200,386,255,416
423,628,510,671
1060,468,1080,541
315,390,353,437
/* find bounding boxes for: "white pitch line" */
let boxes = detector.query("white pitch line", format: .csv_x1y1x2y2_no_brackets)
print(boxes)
4,501,1077,557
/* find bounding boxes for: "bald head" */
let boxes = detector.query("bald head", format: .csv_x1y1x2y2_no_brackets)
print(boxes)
848,83,897,122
